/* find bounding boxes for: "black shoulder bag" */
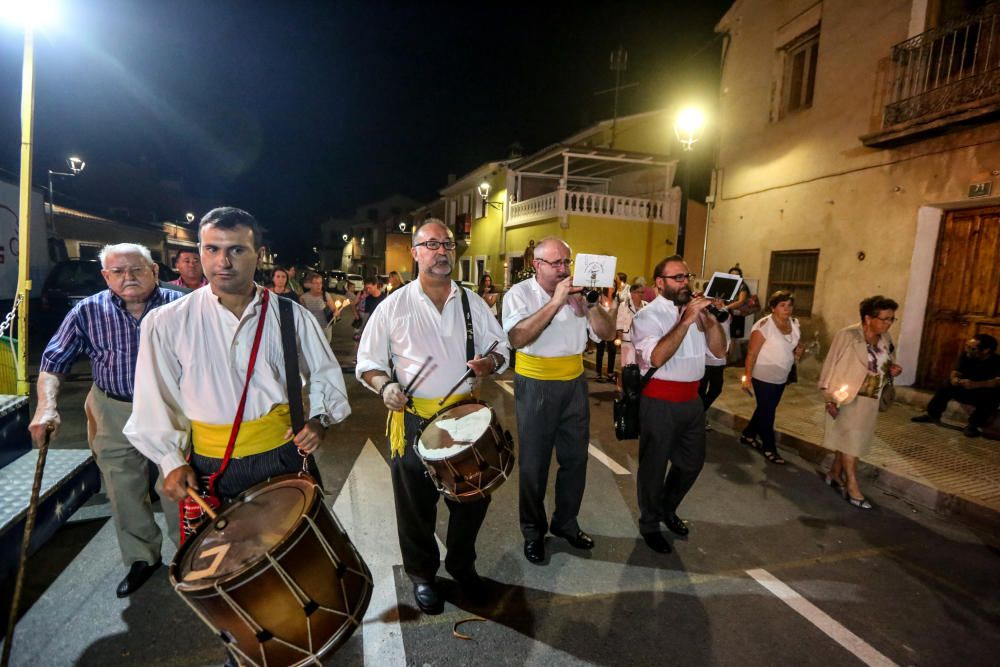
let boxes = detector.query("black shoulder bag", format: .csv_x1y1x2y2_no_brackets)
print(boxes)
614,363,658,440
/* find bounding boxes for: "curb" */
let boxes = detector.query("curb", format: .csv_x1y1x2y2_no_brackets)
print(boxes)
707,406,1000,543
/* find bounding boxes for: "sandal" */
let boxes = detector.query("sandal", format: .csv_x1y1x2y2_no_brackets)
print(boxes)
739,435,759,449
762,449,786,465
846,495,873,510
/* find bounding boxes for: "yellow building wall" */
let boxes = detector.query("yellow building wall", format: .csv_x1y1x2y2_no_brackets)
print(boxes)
466,183,507,284
502,215,678,285
385,234,413,280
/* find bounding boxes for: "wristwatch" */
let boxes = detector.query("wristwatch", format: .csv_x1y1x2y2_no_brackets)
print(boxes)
310,413,334,429
488,351,505,372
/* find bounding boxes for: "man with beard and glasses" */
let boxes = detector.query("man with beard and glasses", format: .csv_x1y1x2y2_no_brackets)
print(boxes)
357,219,508,614
503,237,617,565
30,243,185,597
630,255,726,553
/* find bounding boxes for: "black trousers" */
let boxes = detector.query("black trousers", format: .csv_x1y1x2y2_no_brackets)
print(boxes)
389,411,490,583
926,383,1000,427
637,396,705,534
191,441,321,503
595,340,617,376
742,379,787,452
699,365,725,410
515,373,590,540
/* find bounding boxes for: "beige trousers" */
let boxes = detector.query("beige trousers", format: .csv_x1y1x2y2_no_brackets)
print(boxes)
85,385,178,566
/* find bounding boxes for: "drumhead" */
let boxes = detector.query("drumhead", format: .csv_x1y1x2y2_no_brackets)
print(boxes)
417,402,492,460
177,476,318,583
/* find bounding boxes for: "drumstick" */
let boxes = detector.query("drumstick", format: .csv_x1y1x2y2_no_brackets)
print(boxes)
401,355,434,408
186,488,228,529
439,340,500,406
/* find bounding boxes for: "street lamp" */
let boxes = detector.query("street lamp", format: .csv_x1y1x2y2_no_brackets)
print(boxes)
185,212,195,223
3,0,59,396
673,106,705,256
477,179,503,211
47,155,86,228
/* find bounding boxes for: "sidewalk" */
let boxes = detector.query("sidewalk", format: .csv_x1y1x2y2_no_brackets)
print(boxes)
707,367,1000,539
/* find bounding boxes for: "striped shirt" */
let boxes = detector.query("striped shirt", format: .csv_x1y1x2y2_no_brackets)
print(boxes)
40,287,185,400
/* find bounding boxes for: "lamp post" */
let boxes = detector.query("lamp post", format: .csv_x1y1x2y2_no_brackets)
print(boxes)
185,212,195,223
673,107,705,257
4,0,56,395
47,155,86,228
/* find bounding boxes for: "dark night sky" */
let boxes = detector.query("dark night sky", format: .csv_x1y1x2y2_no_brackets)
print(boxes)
1,1,732,260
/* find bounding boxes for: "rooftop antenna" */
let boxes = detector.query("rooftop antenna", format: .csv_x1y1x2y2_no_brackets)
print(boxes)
609,46,628,148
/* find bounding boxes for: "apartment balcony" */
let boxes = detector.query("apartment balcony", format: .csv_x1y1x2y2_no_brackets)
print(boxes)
863,5,1000,147
507,188,670,227
505,144,677,228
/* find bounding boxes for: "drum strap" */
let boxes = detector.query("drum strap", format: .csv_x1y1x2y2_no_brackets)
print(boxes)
278,296,306,433
458,282,474,362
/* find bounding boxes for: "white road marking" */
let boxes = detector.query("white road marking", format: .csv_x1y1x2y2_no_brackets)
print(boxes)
588,443,631,475
746,568,898,667
333,439,407,667
495,379,515,396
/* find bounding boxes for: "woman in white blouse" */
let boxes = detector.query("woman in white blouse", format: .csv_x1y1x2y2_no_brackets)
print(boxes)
740,291,803,464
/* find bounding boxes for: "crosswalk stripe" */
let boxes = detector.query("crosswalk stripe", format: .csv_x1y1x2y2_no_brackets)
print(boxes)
588,443,631,475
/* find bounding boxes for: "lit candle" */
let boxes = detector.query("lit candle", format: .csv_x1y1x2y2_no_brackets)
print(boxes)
833,384,849,403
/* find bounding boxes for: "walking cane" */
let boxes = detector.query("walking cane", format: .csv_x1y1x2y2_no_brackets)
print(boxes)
2,427,52,667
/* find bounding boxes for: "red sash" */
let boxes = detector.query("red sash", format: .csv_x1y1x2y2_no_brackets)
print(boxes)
641,378,700,402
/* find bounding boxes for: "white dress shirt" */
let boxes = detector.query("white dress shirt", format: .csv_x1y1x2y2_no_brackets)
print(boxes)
124,286,351,476
616,297,647,343
631,295,719,382
355,281,509,398
502,278,587,357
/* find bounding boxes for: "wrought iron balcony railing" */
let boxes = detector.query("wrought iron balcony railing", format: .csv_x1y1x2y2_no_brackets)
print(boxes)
883,4,1000,127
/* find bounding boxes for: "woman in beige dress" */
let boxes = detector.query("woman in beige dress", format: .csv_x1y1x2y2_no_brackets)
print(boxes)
818,295,902,509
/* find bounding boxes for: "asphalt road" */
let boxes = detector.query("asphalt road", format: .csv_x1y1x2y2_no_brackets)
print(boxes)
4,319,999,666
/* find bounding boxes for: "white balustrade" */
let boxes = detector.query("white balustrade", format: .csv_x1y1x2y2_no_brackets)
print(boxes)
508,188,666,226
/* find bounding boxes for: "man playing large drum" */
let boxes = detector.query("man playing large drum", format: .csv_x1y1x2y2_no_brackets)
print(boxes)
356,218,508,616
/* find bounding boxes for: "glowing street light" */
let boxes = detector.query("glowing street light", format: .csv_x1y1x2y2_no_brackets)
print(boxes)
0,0,58,27
48,155,86,228
185,212,196,223
674,107,705,152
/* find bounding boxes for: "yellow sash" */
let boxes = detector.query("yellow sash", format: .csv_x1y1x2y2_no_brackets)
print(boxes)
191,404,291,459
514,351,584,381
387,394,470,458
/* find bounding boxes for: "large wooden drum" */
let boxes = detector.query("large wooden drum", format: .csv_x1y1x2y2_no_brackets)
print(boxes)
170,474,372,667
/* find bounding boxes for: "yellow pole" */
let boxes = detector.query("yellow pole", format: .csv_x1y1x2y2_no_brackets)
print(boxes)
16,28,36,396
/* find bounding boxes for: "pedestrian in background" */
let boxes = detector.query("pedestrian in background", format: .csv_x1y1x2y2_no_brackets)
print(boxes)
594,286,619,382
819,295,902,509
616,283,647,368
286,265,304,295
301,272,338,335
478,272,499,317
268,266,300,303
740,291,802,464
911,334,999,438
169,248,208,290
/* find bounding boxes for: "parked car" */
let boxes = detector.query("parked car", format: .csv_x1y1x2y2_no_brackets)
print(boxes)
345,273,364,292
326,270,347,293
37,259,106,332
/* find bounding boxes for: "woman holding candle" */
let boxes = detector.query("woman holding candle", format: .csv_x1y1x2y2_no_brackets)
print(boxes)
818,295,902,509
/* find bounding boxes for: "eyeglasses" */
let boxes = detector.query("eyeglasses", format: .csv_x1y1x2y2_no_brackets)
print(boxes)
875,315,897,323
413,240,457,251
660,272,696,282
535,258,573,269
105,265,151,278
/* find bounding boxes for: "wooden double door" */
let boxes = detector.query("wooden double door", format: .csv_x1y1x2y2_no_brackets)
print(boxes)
917,206,1000,387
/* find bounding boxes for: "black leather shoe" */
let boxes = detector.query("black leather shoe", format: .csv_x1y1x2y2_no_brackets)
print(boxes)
642,531,672,553
910,413,940,424
524,538,545,564
664,514,689,537
551,528,595,550
413,581,444,615
116,559,162,598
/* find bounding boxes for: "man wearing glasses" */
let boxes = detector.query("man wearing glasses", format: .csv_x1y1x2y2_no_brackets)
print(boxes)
357,219,508,614
29,243,185,597
630,255,726,553
503,237,617,564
